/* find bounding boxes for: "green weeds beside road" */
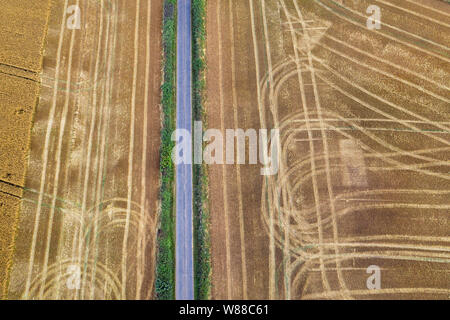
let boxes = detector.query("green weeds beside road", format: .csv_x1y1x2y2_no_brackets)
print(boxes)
156,0,177,300
192,0,210,300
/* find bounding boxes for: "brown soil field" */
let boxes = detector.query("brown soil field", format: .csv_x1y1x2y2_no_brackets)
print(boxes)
206,0,449,299
5,0,163,300
0,0,51,299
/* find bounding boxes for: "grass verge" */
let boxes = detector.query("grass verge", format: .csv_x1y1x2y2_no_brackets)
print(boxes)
155,0,177,300
192,0,211,300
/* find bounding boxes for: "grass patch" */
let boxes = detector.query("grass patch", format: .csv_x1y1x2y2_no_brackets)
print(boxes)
155,0,177,300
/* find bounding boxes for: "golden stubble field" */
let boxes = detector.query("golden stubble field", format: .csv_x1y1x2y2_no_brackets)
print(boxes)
4,0,163,300
0,0,52,299
0,76,40,297
206,0,449,299
0,0,51,72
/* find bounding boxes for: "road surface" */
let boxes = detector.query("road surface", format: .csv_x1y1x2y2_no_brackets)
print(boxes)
176,0,194,300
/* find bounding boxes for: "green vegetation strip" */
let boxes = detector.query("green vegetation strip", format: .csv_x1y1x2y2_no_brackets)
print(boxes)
192,0,211,300
156,0,177,300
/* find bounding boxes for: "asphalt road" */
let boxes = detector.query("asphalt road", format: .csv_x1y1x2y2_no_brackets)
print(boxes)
175,0,194,300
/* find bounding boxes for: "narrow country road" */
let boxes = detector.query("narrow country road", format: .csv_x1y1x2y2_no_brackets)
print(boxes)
175,0,194,300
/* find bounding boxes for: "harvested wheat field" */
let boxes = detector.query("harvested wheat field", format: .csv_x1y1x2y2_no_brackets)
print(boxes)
206,0,449,299
0,0,51,72
4,0,163,300
0,0,52,299
0,75,41,298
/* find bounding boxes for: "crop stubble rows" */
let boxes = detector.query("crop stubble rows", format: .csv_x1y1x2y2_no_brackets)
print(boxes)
207,0,449,299
0,0,52,299
6,0,163,300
